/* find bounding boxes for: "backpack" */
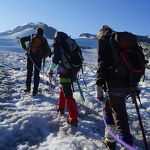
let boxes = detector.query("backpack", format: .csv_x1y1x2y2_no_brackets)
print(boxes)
57,32,84,69
30,34,47,57
110,31,146,86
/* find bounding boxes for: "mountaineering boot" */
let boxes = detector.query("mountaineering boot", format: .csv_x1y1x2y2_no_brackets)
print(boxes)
55,106,65,115
32,89,37,96
102,125,116,150
32,85,38,96
102,138,116,150
24,86,31,93
67,117,78,127
24,88,31,93
55,88,65,115
32,91,37,96
65,96,78,127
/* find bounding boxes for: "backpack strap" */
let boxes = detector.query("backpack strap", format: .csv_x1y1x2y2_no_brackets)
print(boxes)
60,46,72,69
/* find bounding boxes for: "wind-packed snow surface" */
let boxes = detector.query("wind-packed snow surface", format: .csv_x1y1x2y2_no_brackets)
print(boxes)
0,49,150,150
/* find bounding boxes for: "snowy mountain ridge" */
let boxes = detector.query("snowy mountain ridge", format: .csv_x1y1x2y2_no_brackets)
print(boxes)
0,22,150,41
0,22,149,62
0,22,97,53
80,32,150,42
0,22,57,39
0,22,149,52
79,33,97,39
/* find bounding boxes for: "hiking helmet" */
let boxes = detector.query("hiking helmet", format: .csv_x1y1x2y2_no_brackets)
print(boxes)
36,27,44,34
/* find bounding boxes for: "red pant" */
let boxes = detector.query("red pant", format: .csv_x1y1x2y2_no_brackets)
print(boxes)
58,88,78,120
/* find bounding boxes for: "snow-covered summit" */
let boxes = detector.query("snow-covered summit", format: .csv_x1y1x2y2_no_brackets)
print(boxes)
0,22,58,53
79,33,97,39
0,22,57,39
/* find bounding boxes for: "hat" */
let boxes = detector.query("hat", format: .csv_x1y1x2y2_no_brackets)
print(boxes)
36,27,44,34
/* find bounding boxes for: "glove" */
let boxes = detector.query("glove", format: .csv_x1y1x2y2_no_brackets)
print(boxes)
96,85,104,101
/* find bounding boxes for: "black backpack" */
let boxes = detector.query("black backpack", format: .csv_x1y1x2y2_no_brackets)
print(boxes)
110,31,146,86
56,32,84,69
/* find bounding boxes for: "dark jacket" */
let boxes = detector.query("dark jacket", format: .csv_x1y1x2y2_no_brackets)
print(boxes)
51,41,62,65
51,32,68,64
96,34,112,85
51,34,80,82
52,40,76,70
20,34,51,58
96,34,126,88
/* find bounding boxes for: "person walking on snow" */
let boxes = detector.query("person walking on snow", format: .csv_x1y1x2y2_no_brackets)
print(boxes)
96,25,133,150
20,27,51,96
48,31,82,127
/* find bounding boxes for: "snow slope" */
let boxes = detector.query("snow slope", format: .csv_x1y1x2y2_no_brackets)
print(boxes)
0,49,150,150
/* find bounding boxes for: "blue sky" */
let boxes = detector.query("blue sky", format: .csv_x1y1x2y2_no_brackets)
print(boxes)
0,0,150,38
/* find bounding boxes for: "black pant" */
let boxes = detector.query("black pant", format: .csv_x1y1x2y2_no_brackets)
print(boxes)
104,89,130,133
104,80,133,145
26,55,42,93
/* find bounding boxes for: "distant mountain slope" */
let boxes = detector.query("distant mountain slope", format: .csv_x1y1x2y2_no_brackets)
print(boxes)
0,22,57,39
0,23,149,58
0,22,57,53
79,33,97,39
75,38,96,49
79,32,150,42
78,33,150,60
137,35,150,43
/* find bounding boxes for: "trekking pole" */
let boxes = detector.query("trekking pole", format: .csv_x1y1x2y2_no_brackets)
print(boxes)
131,92,149,150
47,75,56,95
136,93,146,109
76,78,85,104
42,57,46,72
81,67,87,87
